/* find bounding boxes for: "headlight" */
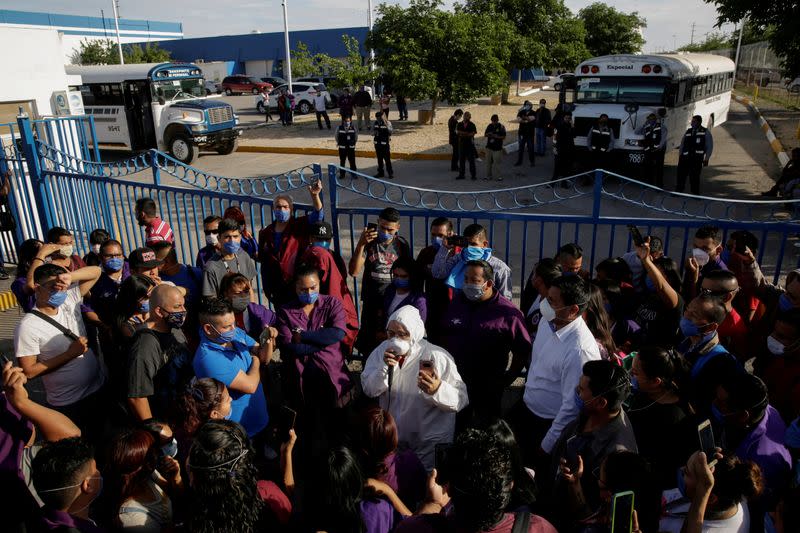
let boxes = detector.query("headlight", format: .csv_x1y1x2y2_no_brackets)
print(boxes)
191,124,206,132
625,139,642,147
181,111,204,122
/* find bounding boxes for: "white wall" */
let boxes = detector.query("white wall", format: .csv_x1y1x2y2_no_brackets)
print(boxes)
0,27,82,116
245,60,274,79
200,62,232,83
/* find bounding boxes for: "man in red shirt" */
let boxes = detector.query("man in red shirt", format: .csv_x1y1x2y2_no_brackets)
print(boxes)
135,197,174,246
701,270,748,362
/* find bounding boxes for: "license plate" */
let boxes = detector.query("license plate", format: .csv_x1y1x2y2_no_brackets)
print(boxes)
628,152,645,164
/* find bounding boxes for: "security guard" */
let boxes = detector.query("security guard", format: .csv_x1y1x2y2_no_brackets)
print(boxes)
676,114,713,195
586,113,615,171
335,115,358,179
373,111,394,179
637,110,668,187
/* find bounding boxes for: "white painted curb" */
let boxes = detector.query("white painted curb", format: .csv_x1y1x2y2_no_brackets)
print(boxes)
733,94,790,167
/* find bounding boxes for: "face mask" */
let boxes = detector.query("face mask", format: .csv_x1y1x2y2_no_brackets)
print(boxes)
692,248,710,267
165,311,186,329
345,121,352,127
603,302,613,314
160,438,178,458
562,271,577,277
630,376,640,392
720,249,732,265
211,325,237,344
574,389,586,411
462,246,488,261
104,257,124,272
539,104,545,108
298,291,319,305
394,278,410,289
60,245,73,257
48,290,68,307
679,317,703,338
539,299,557,323
205,234,218,246
139,300,150,313
231,296,250,313
767,335,785,356
463,282,487,301
91,244,101,254
313,240,331,249
779,293,794,312
710,403,728,425
386,337,411,356
676,468,687,497
432,236,444,249
223,240,241,255
645,277,656,292
378,231,393,243
273,209,291,223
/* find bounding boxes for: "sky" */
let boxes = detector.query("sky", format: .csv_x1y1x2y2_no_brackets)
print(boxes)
0,0,739,54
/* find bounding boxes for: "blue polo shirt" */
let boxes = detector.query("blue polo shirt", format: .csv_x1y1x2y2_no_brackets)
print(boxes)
193,328,268,437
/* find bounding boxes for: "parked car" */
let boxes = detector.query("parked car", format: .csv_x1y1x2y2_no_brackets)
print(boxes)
296,76,341,107
260,82,330,115
261,76,287,87
553,73,575,92
204,79,220,95
787,76,800,94
219,75,272,95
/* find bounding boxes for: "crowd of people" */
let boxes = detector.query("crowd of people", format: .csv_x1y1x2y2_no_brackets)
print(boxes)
3,177,800,533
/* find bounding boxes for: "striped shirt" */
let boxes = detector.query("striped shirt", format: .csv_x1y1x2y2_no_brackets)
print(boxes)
145,216,174,245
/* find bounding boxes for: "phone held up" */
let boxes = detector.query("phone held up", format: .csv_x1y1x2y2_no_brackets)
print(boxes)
627,224,644,247
697,419,718,467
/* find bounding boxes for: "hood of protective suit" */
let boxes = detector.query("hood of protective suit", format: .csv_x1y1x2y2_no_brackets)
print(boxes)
387,305,426,348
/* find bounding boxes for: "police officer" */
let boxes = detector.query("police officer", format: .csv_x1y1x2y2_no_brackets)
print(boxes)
637,110,668,187
373,110,394,179
676,114,713,195
587,113,615,171
335,114,358,179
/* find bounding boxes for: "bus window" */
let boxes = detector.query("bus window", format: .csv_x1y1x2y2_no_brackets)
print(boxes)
577,78,666,105
576,78,618,102
81,84,124,106
617,80,667,105
151,78,205,102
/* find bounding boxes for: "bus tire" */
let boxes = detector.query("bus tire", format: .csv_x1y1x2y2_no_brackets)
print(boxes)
216,138,238,155
169,134,199,165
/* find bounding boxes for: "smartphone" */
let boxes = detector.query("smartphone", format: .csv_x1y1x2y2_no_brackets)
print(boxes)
698,420,718,467
278,405,297,442
434,443,452,485
564,435,579,472
367,222,378,231
627,224,644,247
419,359,435,378
610,490,635,533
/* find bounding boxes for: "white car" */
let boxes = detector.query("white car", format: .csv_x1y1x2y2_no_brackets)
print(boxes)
256,82,331,115
204,79,220,95
787,77,800,94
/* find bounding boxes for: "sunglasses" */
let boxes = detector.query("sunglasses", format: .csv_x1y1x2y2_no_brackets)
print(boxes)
204,229,219,236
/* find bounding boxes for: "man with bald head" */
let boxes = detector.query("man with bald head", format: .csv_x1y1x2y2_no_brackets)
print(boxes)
127,283,192,421
701,269,748,361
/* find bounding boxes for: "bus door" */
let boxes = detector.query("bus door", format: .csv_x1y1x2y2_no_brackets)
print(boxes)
124,80,156,150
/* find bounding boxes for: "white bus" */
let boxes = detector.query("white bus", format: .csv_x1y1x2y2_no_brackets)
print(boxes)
66,62,240,164
570,54,735,167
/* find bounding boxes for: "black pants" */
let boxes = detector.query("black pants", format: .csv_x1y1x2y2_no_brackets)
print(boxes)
450,142,460,171
375,143,393,177
264,107,273,123
516,135,535,165
316,110,330,129
381,107,390,120
52,385,108,447
459,142,476,178
553,151,573,179
507,400,555,489
338,147,357,177
676,157,703,195
397,102,408,120
643,149,665,188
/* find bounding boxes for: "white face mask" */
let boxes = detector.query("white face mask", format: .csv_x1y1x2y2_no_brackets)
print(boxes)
206,234,219,246
60,245,74,257
386,337,411,356
767,335,785,356
539,299,557,323
91,244,101,254
692,248,710,267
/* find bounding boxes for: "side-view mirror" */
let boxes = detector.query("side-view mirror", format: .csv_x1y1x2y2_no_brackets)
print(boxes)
157,97,165,105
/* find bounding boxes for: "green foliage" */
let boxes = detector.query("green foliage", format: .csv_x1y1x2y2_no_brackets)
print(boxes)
367,0,514,111
706,0,799,75
679,32,731,52
289,41,323,78
578,2,646,56
678,22,773,52
71,39,171,65
322,35,374,89
461,0,589,71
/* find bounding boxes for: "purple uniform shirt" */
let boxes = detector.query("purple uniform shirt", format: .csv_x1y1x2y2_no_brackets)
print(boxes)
276,294,351,398
11,276,35,313
195,245,216,270
0,394,38,524
35,507,106,532
734,404,792,492
360,498,395,533
242,302,277,340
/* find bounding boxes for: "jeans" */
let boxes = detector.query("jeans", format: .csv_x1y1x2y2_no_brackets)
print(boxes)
315,110,330,129
516,135,535,165
485,148,502,178
535,127,547,155
397,102,408,120
356,106,371,129
458,142,476,178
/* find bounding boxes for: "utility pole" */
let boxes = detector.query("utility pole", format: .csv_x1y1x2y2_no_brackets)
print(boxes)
111,0,124,64
367,0,375,90
690,22,696,45
733,16,746,82
282,0,293,94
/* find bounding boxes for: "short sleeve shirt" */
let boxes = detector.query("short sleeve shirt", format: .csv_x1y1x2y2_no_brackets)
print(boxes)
202,250,257,297
127,328,192,417
14,285,103,406
456,121,478,147
485,123,506,151
361,237,411,305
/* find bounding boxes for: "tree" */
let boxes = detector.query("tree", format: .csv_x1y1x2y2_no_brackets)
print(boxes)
124,43,171,64
368,0,514,117
289,41,323,78
679,32,731,52
322,35,374,89
71,38,171,65
578,3,646,56
705,0,798,74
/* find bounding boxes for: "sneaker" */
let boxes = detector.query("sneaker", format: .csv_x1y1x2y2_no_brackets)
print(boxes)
374,174,385,179
388,175,394,179
476,158,483,162
497,176,504,181
484,176,492,180
456,175,466,180
0,267,8,281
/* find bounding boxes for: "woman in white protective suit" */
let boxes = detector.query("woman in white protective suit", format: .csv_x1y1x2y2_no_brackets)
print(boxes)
361,305,469,470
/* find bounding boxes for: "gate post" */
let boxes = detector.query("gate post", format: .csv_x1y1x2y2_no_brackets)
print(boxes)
327,163,340,253
591,169,604,220
17,111,53,238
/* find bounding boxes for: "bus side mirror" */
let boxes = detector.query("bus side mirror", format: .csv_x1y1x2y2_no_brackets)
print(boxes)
158,97,165,105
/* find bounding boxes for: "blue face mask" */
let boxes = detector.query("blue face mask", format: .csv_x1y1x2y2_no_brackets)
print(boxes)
720,249,732,265
432,236,444,249
677,467,687,497
779,293,794,312
299,291,319,305
48,290,68,307
273,209,291,223
104,257,124,272
394,278,410,289
562,271,577,277
378,231,393,242
679,317,700,337
139,300,150,313
574,390,586,411
645,277,656,292
461,246,488,262
212,325,237,344
630,376,640,392
603,302,613,314
313,240,331,249
223,240,241,254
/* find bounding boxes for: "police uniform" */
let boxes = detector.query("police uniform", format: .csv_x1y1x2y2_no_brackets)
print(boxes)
640,118,667,187
373,118,393,178
335,121,358,178
676,125,713,195
587,121,614,171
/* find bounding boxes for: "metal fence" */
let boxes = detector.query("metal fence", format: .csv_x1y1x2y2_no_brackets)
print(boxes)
4,114,800,313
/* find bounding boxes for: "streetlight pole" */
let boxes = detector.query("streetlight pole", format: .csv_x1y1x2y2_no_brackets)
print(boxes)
367,0,375,92
282,0,293,94
111,0,124,64
733,16,747,82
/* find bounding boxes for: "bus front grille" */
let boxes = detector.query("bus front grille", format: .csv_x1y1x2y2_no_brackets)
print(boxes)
208,106,234,125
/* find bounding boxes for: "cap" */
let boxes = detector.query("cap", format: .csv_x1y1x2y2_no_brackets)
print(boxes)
309,221,333,240
129,247,164,269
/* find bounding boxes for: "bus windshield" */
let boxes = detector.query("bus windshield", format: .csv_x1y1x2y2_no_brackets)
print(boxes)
151,78,205,101
576,78,667,105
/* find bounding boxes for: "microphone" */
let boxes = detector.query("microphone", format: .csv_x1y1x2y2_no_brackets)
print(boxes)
386,352,403,411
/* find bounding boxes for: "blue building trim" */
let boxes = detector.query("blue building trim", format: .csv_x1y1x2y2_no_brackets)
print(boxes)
0,9,182,36
137,26,369,64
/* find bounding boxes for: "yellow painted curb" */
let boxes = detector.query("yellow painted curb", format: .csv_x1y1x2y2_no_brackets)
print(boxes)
237,144,451,161
733,93,790,166
0,290,18,311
